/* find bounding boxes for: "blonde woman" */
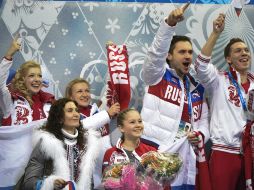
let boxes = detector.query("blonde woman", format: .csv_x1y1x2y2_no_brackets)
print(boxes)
0,37,54,126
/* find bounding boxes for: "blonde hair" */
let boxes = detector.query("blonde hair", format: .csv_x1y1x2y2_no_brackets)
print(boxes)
13,60,41,105
65,78,90,98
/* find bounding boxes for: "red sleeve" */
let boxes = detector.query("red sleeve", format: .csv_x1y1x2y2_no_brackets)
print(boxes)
150,146,157,151
243,122,252,180
102,148,114,173
144,143,158,152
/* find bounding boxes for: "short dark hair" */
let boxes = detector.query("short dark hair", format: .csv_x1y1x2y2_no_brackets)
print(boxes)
168,35,192,54
224,38,245,59
166,35,192,65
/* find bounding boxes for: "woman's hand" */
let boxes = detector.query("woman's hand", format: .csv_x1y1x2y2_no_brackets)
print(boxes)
107,102,121,118
5,35,21,59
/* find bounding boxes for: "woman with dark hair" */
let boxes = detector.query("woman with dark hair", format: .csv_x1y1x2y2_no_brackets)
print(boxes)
21,98,101,190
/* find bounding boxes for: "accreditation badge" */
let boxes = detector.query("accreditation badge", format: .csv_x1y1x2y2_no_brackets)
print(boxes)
174,120,192,141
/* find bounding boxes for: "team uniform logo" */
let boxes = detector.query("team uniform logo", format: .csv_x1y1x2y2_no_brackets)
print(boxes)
14,105,29,125
109,151,126,165
228,85,241,107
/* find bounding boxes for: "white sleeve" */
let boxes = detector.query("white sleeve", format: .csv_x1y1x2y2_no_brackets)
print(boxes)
195,100,210,143
142,20,176,86
0,58,13,118
81,110,110,130
195,54,219,91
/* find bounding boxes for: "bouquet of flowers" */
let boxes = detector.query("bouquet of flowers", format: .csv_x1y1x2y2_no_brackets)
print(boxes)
102,163,138,189
139,151,183,185
102,151,182,189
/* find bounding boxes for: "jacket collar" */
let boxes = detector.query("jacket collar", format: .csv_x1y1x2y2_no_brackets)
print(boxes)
115,138,142,162
116,138,140,150
166,64,199,87
9,87,54,104
33,129,100,189
228,66,254,83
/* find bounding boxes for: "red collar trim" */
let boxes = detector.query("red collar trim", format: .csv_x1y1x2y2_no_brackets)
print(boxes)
9,87,54,104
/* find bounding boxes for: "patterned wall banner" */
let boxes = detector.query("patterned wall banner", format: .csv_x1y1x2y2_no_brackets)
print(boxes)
0,1,253,189
0,0,254,112
43,0,254,5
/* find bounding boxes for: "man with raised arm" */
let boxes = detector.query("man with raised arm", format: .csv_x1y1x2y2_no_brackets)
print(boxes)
141,3,210,189
195,13,253,190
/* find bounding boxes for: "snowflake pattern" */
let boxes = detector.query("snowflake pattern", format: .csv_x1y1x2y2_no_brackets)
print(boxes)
72,12,79,19
70,52,76,60
48,41,55,48
64,68,71,75
49,57,56,64
61,28,68,36
76,40,83,47
105,18,120,34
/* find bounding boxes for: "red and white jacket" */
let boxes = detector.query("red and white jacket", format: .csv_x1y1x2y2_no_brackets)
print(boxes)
102,138,157,172
141,20,209,150
0,58,54,126
80,103,111,136
195,54,254,154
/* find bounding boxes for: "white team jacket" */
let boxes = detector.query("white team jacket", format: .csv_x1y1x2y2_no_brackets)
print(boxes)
141,20,210,150
195,53,254,154
0,58,52,126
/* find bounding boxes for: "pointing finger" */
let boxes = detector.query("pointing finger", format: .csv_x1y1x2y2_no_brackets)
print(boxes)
181,2,190,12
